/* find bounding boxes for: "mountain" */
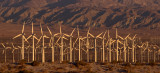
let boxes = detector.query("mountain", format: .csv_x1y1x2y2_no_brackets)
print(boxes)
0,0,160,29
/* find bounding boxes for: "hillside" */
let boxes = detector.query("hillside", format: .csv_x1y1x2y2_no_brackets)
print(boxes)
0,0,160,29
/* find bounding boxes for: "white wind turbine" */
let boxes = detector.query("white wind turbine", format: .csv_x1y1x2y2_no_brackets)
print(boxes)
47,26,60,63
88,31,103,62
13,22,29,60
117,34,130,62
1,43,11,63
84,28,91,62
37,23,49,63
77,26,84,61
107,30,116,62
128,34,137,63
12,43,19,63
63,28,75,62
55,24,68,63
27,22,39,61
98,31,107,62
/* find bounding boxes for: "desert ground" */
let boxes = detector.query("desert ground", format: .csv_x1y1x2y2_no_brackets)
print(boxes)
0,61,160,73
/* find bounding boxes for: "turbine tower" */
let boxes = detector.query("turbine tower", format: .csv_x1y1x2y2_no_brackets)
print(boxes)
13,22,28,60
37,23,49,63
27,22,38,61
63,28,75,62
88,31,103,62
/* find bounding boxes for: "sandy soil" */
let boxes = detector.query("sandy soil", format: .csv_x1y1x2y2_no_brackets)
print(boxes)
0,62,160,73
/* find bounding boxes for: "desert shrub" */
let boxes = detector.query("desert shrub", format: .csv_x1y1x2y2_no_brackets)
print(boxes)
62,61,69,64
99,61,110,65
122,63,131,67
73,61,88,67
31,61,40,66
18,69,33,73
135,62,144,66
67,71,79,73
18,59,27,65
148,62,157,66
107,65,113,71
111,60,119,64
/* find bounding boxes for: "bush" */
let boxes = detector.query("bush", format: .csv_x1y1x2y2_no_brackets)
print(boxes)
18,70,33,73
18,59,27,65
148,62,157,66
73,61,88,67
107,65,113,71
122,63,131,67
100,62,109,65
31,61,40,66
135,62,144,66
62,61,69,64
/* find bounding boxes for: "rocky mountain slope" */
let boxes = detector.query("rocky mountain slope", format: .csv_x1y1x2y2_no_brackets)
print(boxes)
0,0,160,29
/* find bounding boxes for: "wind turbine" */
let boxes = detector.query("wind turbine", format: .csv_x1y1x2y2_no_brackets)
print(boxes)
85,28,91,62
13,22,28,60
55,24,68,63
47,26,60,63
27,22,39,61
12,43,18,63
1,43,11,63
128,34,137,63
88,31,103,62
107,30,116,62
98,31,107,62
77,26,84,61
63,28,75,62
37,23,49,63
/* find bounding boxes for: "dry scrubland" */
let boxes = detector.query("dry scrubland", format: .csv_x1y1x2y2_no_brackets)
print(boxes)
0,61,160,73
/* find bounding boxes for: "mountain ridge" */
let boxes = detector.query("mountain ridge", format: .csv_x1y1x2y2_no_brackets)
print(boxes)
0,0,160,29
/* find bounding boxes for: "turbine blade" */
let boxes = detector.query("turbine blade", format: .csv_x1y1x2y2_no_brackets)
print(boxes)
18,46,21,48
70,28,75,36
23,36,29,43
74,38,78,44
12,43,15,48
133,34,137,39
54,33,60,36
63,37,68,40
56,37,61,44
87,27,90,33
32,22,34,34
40,23,43,35
97,32,103,38
60,24,62,34
49,39,52,47
22,22,25,33
97,36,103,39
63,34,70,37
88,33,94,38
1,43,5,48
13,34,22,39
47,26,52,35
34,36,39,41
118,35,124,40
125,34,130,39
103,31,107,38
108,29,110,38
44,35,49,38
27,35,32,40
118,40,123,45
37,36,42,45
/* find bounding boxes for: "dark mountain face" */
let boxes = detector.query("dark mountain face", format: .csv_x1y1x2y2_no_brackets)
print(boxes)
0,0,160,29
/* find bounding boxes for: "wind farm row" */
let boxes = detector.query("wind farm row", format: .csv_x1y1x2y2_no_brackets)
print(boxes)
0,22,160,64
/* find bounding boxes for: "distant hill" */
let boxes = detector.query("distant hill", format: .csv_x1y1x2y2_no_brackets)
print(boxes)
0,0,160,29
